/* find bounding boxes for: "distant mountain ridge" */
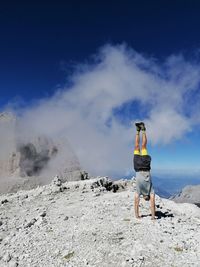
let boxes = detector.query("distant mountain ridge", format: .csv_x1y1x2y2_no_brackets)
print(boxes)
171,184,200,205
152,175,200,197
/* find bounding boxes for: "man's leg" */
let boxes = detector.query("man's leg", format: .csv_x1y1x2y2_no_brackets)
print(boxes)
142,131,147,150
134,131,140,153
150,193,156,220
134,123,141,153
134,192,141,218
139,122,148,156
141,123,147,151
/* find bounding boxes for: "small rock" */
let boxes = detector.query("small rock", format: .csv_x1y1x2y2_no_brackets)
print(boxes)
139,256,144,260
63,251,75,261
40,211,47,217
1,199,8,204
24,218,37,228
52,176,62,186
93,192,101,197
64,216,69,221
81,171,89,180
3,252,11,262
35,217,46,226
82,190,88,194
54,249,60,256
21,194,28,200
82,259,89,265
9,260,18,267
18,255,25,261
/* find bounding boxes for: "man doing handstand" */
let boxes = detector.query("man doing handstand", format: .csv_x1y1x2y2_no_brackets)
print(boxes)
133,122,155,220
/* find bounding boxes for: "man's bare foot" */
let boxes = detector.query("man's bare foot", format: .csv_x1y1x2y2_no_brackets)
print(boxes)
135,215,142,219
151,216,156,220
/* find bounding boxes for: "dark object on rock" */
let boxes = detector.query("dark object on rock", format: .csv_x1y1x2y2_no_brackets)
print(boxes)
64,251,74,260
155,210,174,219
91,177,125,193
64,216,69,221
24,218,37,228
53,176,62,186
91,177,113,191
81,171,89,180
40,211,46,217
1,199,8,204
112,184,119,193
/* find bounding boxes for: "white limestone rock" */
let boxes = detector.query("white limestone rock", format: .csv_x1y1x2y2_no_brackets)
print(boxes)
0,176,199,267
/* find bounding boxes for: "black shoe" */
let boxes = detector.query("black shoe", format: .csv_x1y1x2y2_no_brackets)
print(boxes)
139,122,146,131
135,122,141,131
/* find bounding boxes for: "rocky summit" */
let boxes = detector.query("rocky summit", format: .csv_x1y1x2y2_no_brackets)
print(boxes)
0,176,200,267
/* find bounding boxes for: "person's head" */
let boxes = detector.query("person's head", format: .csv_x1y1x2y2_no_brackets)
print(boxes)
143,195,150,201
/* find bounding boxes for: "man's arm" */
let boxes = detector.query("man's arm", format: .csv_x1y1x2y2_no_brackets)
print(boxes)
150,193,156,220
134,192,141,218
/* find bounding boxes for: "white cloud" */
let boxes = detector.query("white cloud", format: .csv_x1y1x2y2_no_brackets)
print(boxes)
8,44,200,176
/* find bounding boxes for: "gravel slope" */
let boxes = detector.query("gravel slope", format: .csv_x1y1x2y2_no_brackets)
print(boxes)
0,177,200,267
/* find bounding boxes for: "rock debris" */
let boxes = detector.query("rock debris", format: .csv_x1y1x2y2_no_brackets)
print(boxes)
0,176,200,266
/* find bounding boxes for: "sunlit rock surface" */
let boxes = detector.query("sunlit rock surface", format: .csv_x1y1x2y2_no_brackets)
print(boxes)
0,176,200,267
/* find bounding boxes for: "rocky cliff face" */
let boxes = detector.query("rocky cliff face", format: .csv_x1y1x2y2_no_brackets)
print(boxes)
172,184,200,205
0,176,200,267
0,112,18,176
0,112,83,194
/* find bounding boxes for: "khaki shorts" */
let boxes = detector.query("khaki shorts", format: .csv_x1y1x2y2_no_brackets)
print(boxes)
135,171,154,196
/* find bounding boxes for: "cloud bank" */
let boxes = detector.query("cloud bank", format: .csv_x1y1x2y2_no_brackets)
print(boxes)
8,44,200,177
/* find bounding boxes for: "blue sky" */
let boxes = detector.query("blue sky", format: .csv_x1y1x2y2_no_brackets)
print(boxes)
1,0,200,176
